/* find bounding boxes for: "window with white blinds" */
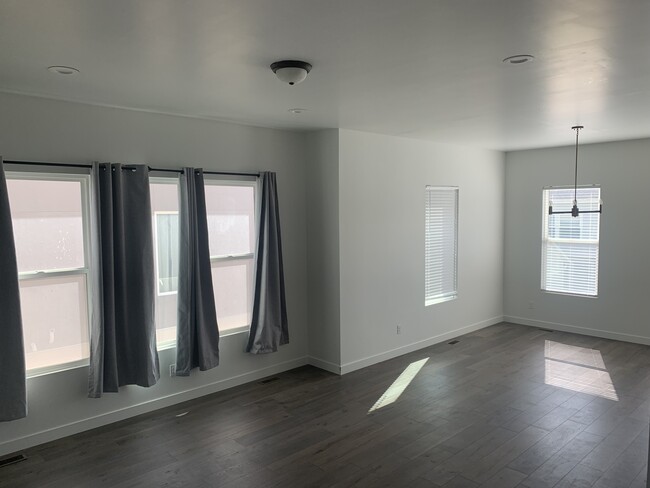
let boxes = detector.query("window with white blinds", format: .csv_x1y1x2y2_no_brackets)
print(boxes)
541,187,601,297
425,186,458,306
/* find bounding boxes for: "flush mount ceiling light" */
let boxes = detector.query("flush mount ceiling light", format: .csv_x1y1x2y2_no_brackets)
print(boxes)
270,60,312,85
47,65,80,75
502,54,535,65
548,126,603,217
288,108,307,114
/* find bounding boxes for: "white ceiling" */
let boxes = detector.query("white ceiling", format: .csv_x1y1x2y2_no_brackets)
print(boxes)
1,0,649,151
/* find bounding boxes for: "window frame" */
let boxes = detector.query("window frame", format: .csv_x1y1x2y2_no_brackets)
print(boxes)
541,185,601,298
424,185,459,307
203,175,258,336
6,168,93,377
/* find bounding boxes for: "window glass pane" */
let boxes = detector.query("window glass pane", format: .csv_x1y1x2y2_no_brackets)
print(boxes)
204,184,255,257
7,178,85,272
211,258,254,332
150,181,179,344
19,274,89,371
155,213,179,294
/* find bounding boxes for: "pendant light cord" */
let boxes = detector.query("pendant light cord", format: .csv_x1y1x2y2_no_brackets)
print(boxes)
573,125,580,204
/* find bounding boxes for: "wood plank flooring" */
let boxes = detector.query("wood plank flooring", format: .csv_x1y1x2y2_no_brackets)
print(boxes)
1,323,649,487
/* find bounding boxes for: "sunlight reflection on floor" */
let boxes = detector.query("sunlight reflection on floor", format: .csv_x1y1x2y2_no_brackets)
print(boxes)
544,340,618,401
368,358,429,413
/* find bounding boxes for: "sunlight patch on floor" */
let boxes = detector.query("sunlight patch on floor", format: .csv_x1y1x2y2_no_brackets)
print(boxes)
368,358,429,413
544,340,618,401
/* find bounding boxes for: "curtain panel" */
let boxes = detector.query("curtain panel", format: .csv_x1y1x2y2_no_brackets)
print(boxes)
246,172,289,354
175,168,220,375
88,163,160,397
0,158,27,421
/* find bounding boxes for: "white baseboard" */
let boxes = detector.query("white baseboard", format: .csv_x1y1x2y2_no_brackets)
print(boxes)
308,356,342,375
504,315,650,346
340,316,504,375
0,356,309,457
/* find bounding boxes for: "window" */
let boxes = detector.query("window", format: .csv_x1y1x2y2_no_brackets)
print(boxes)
542,187,601,296
150,177,257,340
150,179,180,346
425,186,458,306
204,179,257,333
6,172,91,374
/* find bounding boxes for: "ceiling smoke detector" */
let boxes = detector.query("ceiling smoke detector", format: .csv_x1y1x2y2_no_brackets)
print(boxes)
47,65,80,75
271,60,312,85
502,54,535,65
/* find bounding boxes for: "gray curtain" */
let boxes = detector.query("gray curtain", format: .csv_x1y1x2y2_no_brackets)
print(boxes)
246,172,289,354
88,163,160,398
0,159,27,421
175,168,219,375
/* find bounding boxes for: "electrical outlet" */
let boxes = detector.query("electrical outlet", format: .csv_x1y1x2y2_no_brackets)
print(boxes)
528,301,535,310
169,364,176,377
396,325,402,335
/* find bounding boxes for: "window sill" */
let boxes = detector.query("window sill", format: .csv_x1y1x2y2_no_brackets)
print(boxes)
425,295,457,307
220,326,250,337
156,326,249,351
541,290,598,299
27,358,89,379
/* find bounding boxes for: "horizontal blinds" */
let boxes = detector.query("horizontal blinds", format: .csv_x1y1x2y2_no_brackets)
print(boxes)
425,187,458,303
542,187,600,296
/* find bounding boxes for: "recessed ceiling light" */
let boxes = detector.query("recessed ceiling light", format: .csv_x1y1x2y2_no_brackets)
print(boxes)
502,55,535,65
288,108,307,114
47,65,80,75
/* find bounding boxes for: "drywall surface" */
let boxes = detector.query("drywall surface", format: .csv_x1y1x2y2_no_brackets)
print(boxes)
305,130,341,372
0,92,309,455
504,138,650,344
338,129,505,371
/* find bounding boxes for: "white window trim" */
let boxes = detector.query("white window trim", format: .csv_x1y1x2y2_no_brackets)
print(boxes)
7,170,93,377
425,185,459,307
541,185,601,298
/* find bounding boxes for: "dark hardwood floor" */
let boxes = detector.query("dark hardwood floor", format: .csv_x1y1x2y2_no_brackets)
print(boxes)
1,323,649,487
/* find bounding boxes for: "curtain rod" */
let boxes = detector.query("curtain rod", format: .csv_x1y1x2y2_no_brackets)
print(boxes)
2,160,260,178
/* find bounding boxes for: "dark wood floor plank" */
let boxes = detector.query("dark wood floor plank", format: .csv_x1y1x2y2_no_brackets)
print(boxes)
1,323,648,488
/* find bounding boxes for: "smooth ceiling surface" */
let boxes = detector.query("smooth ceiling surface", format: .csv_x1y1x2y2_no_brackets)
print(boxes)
1,0,649,150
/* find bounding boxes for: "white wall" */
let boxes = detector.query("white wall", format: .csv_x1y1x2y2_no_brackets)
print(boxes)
305,130,341,372
504,138,650,344
338,130,505,372
0,92,309,456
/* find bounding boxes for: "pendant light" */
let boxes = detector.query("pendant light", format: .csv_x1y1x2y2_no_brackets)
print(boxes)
548,125,602,217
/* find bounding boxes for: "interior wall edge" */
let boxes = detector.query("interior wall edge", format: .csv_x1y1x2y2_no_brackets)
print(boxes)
307,356,342,375
504,316,650,346
340,315,504,375
0,356,309,458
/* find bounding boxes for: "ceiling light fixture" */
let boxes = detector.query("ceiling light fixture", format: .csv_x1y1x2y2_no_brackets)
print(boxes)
271,60,312,86
502,54,534,65
548,126,602,217
47,65,80,75
288,108,307,114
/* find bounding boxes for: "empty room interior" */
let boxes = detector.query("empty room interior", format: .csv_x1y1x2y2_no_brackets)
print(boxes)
1,1,650,487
